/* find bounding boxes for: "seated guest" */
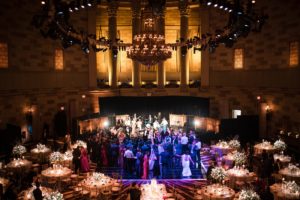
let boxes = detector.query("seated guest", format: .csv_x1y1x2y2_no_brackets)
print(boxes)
128,182,141,200
206,160,216,183
33,182,43,200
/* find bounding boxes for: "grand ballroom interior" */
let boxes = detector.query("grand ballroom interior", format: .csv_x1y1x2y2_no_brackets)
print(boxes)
0,0,299,200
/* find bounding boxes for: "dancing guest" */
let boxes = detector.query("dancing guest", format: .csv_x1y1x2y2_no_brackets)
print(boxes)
182,150,194,178
195,139,202,168
124,147,134,173
135,148,143,177
142,151,149,179
149,148,157,179
159,148,169,178
181,132,189,152
72,146,81,174
80,146,90,172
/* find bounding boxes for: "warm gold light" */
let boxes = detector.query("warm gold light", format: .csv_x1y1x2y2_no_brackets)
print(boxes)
234,48,244,69
55,49,64,70
0,43,8,68
289,41,299,67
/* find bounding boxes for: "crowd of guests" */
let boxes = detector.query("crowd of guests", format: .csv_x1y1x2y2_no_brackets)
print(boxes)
72,124,202,179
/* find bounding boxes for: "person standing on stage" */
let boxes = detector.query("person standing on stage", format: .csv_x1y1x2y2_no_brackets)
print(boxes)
181,132,189,153
181,150,194,178
142,151,149,179
195,139,202,169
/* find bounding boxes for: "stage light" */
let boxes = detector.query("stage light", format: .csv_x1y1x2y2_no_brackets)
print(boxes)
207,0,212,6
194,120,201,127
103,120,109,127
41,1,46,5
87,0,92,6
256,96,261,100
81,94,86,99
69,7,73,12
265,105,270,111
60,106,65,111
252,0,256,3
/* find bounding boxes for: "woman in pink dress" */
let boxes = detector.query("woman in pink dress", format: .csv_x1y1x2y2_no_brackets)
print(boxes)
80,147,90,172
142,152,149,179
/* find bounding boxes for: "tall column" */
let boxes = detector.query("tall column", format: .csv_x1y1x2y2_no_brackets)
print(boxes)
132,0,141,88
107,1,118,89
88,7,97,89
200,7,210,88
179,0,190,90
157,8,166,89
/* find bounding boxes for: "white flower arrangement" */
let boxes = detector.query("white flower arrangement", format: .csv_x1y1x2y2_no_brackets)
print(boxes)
211,167,226,183
238,189,260,200
229,140,241,149
274,139,286,151
282,181,300,194
91,172,104,181
233,152,247,166
49,152,64,163
13,145,26,156
63,150,73,161
73,140,87,149
43,191,64,200
287,164,300,174
37,143,46,151
217,141,229,148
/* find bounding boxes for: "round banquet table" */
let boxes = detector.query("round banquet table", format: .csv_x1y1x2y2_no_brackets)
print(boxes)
226,168,257,188
41,166,72,190
211,145,234,156
273,154,291,166
23,186,53,200
279,167,300,182
80,175,115,197
199,184,235,200
254,142,276,155
0,177,9,194
6,159,32,173
30,147,51,163
140,181,169,200
270,183,300,200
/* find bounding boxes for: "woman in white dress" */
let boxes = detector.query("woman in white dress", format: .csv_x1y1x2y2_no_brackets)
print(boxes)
182,151,194,177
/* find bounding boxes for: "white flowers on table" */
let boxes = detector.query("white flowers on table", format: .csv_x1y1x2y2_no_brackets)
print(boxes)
63,151,73,161
37,143,46,151
43,191,64,200
287,164,300,174
211,167,226,183
49,152,64,163
233,152,247,166
282,181,300,194
274,139,287,151
238,189,260,200
229,140,241,149
216,141,229,148
73,140,87,149
13,145,26,156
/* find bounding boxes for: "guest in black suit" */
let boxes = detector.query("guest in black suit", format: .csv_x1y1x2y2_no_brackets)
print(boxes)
33,182,43,200
128,182,141,200
72,146,81,174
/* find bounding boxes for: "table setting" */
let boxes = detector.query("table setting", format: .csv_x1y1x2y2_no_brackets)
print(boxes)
270,180,300,199
140,179,172,200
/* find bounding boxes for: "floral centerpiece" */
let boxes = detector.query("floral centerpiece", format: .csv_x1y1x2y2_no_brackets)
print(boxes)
211,167,226,183
238,189,260,200
12,144,26,156
287,164,300,174
49,152,64,163
63,150,73,161
233,152,247,166
216,141,229,148
282,181,300,194
229,140,240,149
274,139,287,151
73,140,87,149
37,143,46,151
43,191,64,200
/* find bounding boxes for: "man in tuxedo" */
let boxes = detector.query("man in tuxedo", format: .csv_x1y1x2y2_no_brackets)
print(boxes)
33,182,43,200
72,146,81,173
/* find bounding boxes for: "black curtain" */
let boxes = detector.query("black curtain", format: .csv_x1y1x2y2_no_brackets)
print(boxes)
53,110,67,137
99,96,209,117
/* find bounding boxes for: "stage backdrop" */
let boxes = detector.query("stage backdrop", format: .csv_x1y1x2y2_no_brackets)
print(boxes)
99,96,209,117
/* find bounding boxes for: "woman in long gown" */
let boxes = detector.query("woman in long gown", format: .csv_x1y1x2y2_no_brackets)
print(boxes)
182,151,194,177
80,147,90,172
142,152,149,179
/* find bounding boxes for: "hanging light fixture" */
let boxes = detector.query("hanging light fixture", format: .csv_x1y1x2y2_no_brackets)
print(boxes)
126,4,172,67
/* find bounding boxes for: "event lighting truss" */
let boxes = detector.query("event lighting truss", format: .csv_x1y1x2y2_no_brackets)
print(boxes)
33,0,268,66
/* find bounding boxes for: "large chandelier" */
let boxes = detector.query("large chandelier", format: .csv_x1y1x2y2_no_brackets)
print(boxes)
126,5,172,66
